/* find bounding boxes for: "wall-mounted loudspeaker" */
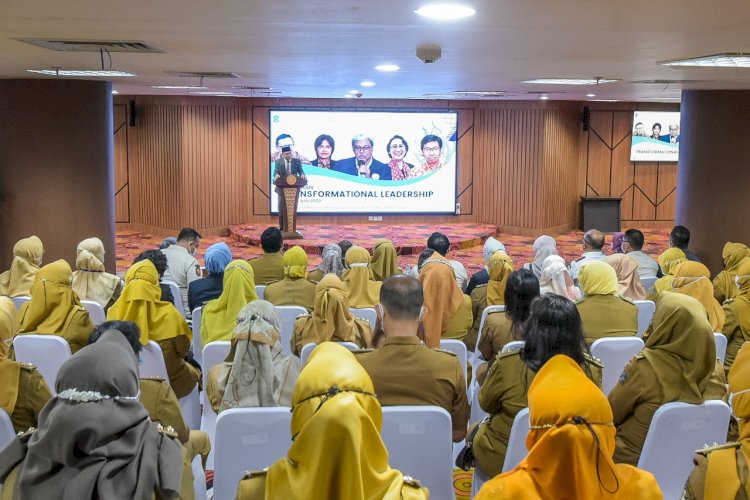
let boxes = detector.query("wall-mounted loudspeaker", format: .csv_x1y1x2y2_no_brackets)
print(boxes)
582,106,590,131
129,100,136,127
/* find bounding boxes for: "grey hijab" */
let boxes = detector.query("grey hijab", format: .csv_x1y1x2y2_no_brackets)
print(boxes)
316,243,345,276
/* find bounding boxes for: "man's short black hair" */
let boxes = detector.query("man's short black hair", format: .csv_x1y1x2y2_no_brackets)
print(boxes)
420,134,443,150
89,320,142,356
427,232,450,256
624,229,645,250
134,249,168,278
670,225,691,249
380,275,424,321
261,227,283,253
177,227,201,243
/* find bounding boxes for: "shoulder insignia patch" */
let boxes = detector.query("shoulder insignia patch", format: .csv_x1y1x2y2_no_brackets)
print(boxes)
19,362,37,371
724,298,736,306
473,283,488,290
584,354,604,368
16,426,36,438
156,423,178,438
402,475,423,488
696,441,740,455
241,469,268,479
495,348,522,361
432,348,458,357
141,376,166,382
618,295,635,304
352,348,374,355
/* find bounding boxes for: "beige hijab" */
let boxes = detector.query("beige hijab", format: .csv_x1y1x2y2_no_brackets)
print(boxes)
604,254,646,301
71,237,122,308
0,236,44,297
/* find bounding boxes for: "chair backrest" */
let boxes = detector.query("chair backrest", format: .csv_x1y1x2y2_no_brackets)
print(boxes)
633,300,656,337
300,341,359,365
191,307,203,366
0,409,15,454
202,341,231,390
350,307,377,327
162,280,186,318
439,339,468,390
637,400,731,499
275,305,308,356
501,340,525,353
474,305,506,360
11,296,30,311
714,333,728,365
590,337,645,395
255,285,266,300
80,300,106,326
139,341,169,381
381,406,455,500
502,407,530,473
640,276,658,291
213,407,292,500
13,334,72,393
469,377,489,425
191,455,207,500
198,340,232,468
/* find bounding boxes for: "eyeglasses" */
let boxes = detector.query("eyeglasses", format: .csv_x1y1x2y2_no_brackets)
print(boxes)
354,146,372,152
423,146,441,153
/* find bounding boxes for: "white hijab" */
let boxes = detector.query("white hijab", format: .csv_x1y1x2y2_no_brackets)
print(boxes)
539,255,581,301
483,237,505,270
531,235,558,279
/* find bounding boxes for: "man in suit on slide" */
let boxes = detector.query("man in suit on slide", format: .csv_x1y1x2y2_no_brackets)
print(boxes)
334,134,392,180
274,146,306,229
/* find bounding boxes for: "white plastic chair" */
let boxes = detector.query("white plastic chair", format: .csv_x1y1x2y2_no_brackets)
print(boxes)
590,337,645,395
10,296,30,311
213,407,292,500
502,407,531,473
13,335,72,393
381,406,455,500
199,341,231,470
472,462,492,498
502,340,525,353
255,285,266,300
139,341,170,381
440,339,468,391
191,307,203,366
640,276,658,291
300,341,359,365
469,378,489,425
275,305,308,356
191,455,207,500
350,307,377,327
634,300,656,337
81,300,106,326
714,333,728,365
637,400,731,499
162,280,186,318
179,385,201,431
473,305,505,362
0,409,15,453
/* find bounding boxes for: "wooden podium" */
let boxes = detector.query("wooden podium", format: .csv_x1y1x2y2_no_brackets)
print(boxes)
275,175,307,239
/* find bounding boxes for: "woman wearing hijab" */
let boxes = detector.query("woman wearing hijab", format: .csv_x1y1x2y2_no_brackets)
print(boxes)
0,330,191,499
419,257,472,348
342,246,382,308
207,300,300,413
608,293,718,465
200,260,258,345
649,247,687,298
236,342,428,499
575,261,638,345
720,258,750,373
292,274,372,355
17,260,94,353
538,255,581,300
671,261,725,332
467,250,514,351
466,237,505,295
71,237,123,310
477,355,661,500
604,254,647,301
473,294,602,478
187,241,232,312
308,243,345,283
611,231,626,254
529,235,558,279
371,239,401,282
107,260,199,398
264,246,316,311
0,236,44,297
714,242,750,304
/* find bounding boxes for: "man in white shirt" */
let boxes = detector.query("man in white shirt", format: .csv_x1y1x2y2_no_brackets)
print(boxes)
569,229,606,283
161,227,202,318
622,228,659,279
409,232,468,291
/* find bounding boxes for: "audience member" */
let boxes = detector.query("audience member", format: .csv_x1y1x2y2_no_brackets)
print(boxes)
419,257,473,348
650,247,687,297
467,250,513,351
308,243,345,282
342,245,382,308
569,229,606,283
423,232,468,291
670,225,700,262
713,242,750,304
604,254,647,301
248,227,285,285
0,235,44,297
0,297,14,359
611,231,625,253
355,275,469,442
200,260,258,345
292,274,372,355
0,330,192,499
466,237,505,295
161,227,202,317
187,241,232,312
338,239,353,268
235,342,428,499
71,237,122,310
472,294,602,477
107,260,199,398
476,355,661,500
207,301,300,412
621,228,659,279
529,235,558,279
721,258,750,373
264,245,316,311
538,255,581,300
671,261,725,332
17,260,94,353
576,261,638,345
134,249,175,304
608,293,719,465
370,239,401,281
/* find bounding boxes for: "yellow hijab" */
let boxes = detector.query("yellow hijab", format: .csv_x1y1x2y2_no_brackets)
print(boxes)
579,261,618,296
487,250,514,305
71,237,121,308
729,259,750,341
263,342,427,499
671,261,725,332
477,355,661,499
0,297,20,415
371,239,400,281
604,254,646,300
0,297,16,360
653,247,687,294
714,242,750,303
0,236,44,297
419,258,464,348
201,260,258,345
307,274,361,344
283,246,308,279
343,246,382,308
106,260,191,345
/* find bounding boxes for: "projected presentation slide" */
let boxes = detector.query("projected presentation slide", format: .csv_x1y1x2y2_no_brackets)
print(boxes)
630,111,680,162
269,109,458,214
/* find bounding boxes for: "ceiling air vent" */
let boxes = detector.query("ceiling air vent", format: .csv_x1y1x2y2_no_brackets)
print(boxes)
15,38,165,53
165,71,240,79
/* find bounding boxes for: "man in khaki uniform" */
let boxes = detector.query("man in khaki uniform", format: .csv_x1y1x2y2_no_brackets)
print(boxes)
248,227,285,285
161,227,202,318
354,275,469,442
5,361,52,433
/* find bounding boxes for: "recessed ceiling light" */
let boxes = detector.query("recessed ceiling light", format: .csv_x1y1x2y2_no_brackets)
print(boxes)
586,93,596,97
344,94,355,98
660,53,750,67
415,4,476,20
150,85,208,89
375,64,400,72
539,94,549,100
360,80,376,87
188,91,236,96
524,78,619,85
27,69,137,77
590,99,621,102
111,90,119,94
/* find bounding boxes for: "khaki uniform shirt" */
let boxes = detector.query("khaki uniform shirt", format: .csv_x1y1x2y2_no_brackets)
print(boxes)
263,277,317,312
354,336,469,438
307,269,324,283
10,363,52,434
576,294,638,345
722,300,746,375
685,442,750,500
161,245,201,318
139,378,188,443
466,285,488,352
157,336,200,399
478,311,517,366
248,253,285,285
